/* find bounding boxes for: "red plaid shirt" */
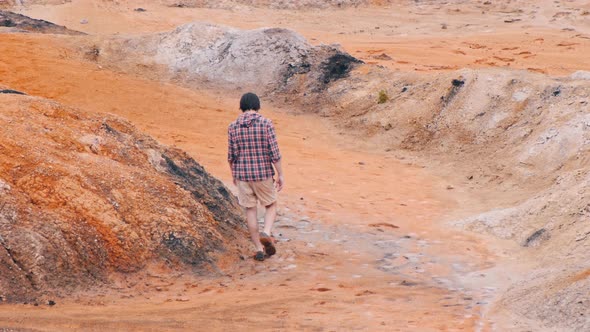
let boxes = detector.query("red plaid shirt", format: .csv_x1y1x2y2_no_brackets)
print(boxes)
228,112,282,182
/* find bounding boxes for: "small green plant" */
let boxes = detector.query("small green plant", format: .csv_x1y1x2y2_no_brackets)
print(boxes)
377,90,389,104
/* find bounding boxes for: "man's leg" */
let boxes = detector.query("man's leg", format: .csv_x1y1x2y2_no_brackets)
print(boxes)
250,179,277,256
263,202,277,236
246,206,264,252
259,202,277,256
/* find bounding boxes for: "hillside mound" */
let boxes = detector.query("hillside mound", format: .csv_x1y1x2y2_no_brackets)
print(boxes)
162,0,390,9
320,66,590,331
327,68,589,179
93,22,361,94
0,10,83,34
0,91,245,303
0,0,69,8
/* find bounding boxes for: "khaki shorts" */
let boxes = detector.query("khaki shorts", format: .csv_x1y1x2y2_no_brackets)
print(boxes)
236,178,277,208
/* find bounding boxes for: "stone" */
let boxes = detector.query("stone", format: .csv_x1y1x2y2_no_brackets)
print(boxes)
571,71,590,80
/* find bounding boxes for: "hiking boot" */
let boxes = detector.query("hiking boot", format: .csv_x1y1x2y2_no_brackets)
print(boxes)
259,232,276,257
254,251,265,261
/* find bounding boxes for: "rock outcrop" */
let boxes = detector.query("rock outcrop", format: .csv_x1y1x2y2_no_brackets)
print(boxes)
0,10,83,34
0,0,71,8
0,91,244,303
319,67,590,331
93,22,361,96
163,0,389,9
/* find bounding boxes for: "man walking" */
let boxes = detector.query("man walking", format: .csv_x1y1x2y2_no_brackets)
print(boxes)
228,92,285,261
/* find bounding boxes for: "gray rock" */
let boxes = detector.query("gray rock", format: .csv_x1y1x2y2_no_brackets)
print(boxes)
99,22,361,94
570,70,590,80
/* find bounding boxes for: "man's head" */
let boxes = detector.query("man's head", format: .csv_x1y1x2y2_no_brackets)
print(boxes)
240,92,261,112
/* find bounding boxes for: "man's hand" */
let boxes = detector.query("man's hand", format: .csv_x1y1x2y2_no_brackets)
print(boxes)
228,160,236,186
272,160,284,192
275,175,285,192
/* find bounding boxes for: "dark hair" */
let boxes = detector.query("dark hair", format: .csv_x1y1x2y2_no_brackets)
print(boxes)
240,92,261,112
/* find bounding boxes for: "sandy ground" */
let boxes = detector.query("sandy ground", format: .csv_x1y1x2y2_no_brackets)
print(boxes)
0,32,508,331
14,0,590,75
1,0,587,330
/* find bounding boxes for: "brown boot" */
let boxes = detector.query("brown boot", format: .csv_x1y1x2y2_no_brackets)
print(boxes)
259,232,276,256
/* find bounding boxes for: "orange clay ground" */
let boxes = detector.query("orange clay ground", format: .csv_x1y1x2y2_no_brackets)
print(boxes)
1,0,589,330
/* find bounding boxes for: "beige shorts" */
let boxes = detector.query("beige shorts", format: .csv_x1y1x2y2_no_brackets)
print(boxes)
236,178,277,208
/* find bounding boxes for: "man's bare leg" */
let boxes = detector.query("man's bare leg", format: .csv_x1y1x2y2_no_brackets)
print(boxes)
263,202,277,236
246,207,264,252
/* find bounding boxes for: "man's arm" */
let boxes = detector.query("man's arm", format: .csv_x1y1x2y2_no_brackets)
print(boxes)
273,159,284,192
228,127,237,185
267,121,284,191
228,160,237,186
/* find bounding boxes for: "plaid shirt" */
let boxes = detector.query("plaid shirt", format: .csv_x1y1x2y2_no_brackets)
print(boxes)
228,112,282,182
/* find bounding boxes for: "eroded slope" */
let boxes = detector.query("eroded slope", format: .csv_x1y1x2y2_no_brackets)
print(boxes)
321,66,590,331
161,0,389,9
0,91,244,303
90,22,360,95
0,10,82,34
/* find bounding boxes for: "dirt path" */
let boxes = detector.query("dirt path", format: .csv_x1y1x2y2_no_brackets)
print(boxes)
0,33,504,330
3,1,588,329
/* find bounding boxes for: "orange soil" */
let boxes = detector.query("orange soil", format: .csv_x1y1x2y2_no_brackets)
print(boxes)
15,0,590,75
0,33,497,331
5,0,584,329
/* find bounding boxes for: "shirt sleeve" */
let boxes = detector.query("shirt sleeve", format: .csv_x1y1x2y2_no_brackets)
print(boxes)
228,127,237,163
266,120,282,163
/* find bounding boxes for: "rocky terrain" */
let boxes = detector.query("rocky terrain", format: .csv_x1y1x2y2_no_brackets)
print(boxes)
0,0,589,331
0,89,245,303
0,10,82,34
87,16,590,332
6,0,390,9
89,22,360,96
161,0,389,10
0,0,70,9
323,66,590,331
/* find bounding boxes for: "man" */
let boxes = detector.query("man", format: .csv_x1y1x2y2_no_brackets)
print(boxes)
228,92,285,261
